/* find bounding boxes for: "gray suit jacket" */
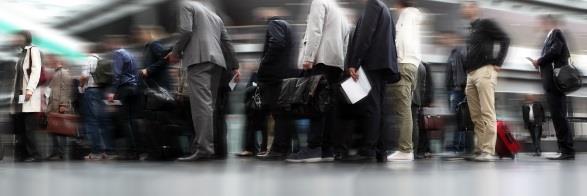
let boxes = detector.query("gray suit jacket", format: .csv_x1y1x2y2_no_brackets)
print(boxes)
173,1,230,69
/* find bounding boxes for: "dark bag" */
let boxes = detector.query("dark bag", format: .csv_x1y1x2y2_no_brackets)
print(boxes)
46,112,79,137
277,75,330,117
245,86,262,111
91,58,114,87
423,115,445,131
456,100,474,132
143,79,175,111
553,63,582,94
495,120,521,159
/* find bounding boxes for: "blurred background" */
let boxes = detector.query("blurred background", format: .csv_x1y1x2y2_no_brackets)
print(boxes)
2,0,587,155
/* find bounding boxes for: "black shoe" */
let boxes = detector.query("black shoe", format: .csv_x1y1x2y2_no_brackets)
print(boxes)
257,151,287,161
376,152,388,163
176,153,213,162
45,154,64,161
532,152,542,157
286,147,323,163
547,154,575,160
338,154,374,163
23,157,42,162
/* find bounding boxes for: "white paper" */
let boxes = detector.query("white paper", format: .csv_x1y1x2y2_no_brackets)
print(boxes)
103,100,123,106
228,75,238,91
45,87,52,98
341,67,371,104
18,95,25,104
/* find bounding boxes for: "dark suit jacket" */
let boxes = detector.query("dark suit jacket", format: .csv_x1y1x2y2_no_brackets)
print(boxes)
537,29,570,93
143,41,171,90
522,102,545,129
344,0,400,83
412,62,432,107
258,18,298,83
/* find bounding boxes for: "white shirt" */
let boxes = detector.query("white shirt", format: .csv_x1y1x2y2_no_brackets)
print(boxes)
395,7,423,66
529,104,534,122
82,54,100,89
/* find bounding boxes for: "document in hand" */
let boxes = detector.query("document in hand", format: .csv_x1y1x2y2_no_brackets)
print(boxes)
341,67,371,104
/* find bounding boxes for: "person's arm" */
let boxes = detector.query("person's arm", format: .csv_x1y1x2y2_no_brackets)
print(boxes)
483,19,510,66
25,47,42,101
345,4,382,69
146,42,168,76
111,52,124,93
302,0,326,64
221,26,239,71
60,70,74,113
537,30,564,68
172,3,194,56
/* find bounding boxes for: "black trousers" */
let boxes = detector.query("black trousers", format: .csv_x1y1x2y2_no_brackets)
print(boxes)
527,122,543,153
12,113,41,160
243,109,268,153
546,91,574,155
307,64,342,154
259,81,297,154
412,105,430,154
214,85,230,157
115,85,141,155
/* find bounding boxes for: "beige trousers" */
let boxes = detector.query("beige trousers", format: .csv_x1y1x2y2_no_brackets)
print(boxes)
465,65,498,155
386,63,418,153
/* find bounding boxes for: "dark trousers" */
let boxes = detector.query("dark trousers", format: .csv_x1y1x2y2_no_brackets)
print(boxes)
49,134,66,156
546,91,574,155
243,109,269,153
259,81,297,154
214,85,230,157
307,64,342,154
527,122,543,153
82,88,113,154
12,113,40,160
115,85,141,155
412,105,430,154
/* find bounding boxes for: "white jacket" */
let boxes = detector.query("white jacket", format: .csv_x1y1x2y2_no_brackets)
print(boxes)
395,7,424,66
300,0,350,69
14,45,43,113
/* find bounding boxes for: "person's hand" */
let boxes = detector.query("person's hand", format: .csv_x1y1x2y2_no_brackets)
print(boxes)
58,105,68,113
164,52,180,64
140,69,148,77
526,57,539,69
302,61,314,70
106,93,115,102
232,69,241,83
25,89,33,101
348,67,358,81
493,65,501,72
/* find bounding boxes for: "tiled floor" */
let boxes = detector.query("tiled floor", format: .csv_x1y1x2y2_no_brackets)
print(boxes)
0,153,586,196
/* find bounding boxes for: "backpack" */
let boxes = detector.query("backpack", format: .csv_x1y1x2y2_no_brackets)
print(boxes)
91,57,114,87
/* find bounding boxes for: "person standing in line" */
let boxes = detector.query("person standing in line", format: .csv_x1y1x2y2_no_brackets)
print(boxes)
167,0,239,161
528,14,575,160
45,55,74,161
386,0,424,162
10,30,44,162
521,95,545,157
461,1,510,162
285,0,350,163
340,0,400,162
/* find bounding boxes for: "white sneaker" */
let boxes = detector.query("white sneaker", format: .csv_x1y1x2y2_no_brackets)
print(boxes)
472,153,496,162
387,151,414,162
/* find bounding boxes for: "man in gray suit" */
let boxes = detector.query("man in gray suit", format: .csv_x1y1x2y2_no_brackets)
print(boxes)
167,0,239,161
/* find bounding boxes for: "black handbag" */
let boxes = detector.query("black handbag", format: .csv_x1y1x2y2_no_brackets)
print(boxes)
245,86,263,111
553,62,582,94
143,79,175,111
277,75,330,117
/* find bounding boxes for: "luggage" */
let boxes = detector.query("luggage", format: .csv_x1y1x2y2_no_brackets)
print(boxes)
423,115,444,131
454,100,475,153
143,79,175,111
495,120,521,159
46,112,80,137
553,63,582,94
277,74,330,117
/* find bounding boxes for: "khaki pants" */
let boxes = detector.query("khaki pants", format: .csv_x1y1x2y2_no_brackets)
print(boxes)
385,63,418,153
465,65,498,155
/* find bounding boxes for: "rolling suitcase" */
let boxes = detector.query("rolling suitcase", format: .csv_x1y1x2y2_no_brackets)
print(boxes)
495,120,521,159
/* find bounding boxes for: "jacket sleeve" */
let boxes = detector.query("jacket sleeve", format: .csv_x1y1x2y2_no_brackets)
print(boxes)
537,30,564,68
221,27,240,70
173,3,194,56
260,21,287,67
302,0,326,63
111,51,124,92
483,20,510,66
345,4,382,69
26,47,42,91
146,42,169,76
60,70,74,111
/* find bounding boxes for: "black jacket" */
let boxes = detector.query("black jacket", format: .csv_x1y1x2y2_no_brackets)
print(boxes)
143,41,171,90
412,63,432,107
538,29,570,93
345,0,400,83
465,19,510,72
258,18,298,83
446,46,467,91
522,102,545,129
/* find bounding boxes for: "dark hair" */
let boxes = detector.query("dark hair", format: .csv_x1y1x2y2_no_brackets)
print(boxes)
397,0,415,7
541,14,561,25
15,30,33,46
463,0,478,6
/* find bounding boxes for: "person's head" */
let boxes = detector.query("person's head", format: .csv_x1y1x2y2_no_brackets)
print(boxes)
394,0,415,10
102,35,127,51
461,1,480,21
540,14,560,32
133,26,163,44
253,7,289,22
11,30,33,48
437,31,461,47
44,54,65,69
355,0,369,5
525,94,537,103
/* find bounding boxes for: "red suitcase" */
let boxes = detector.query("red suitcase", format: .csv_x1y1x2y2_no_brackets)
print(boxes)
495,120,521,159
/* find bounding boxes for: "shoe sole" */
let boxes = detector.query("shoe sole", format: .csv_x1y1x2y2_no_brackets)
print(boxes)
286,157,332,163
387,159,414,162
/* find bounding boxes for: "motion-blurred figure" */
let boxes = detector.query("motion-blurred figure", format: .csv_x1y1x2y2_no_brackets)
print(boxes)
10,30,44,162
528,15,575,160
386,0,424,162
286,0,350,163
137,26,172,90
168,0,239,161
521,95,545,157
341,0,400,162
461,1,510,162
45,54,74,161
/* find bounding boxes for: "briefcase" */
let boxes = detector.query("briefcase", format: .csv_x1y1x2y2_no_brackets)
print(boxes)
46,112,79,137
277,75,330,117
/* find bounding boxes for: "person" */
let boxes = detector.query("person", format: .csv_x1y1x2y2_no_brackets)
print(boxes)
80,50,114,160
442,32,468,153
238,73,269,157
137,26,172,90
527,14,575,160
10,30,44,162
167,0,240,161
285,0,350,163
255,16,299,161
412,62,432,159
45,54,74,161
461,1,510,162
521,95,545,157
104,36,141,160
341,0,400,162
386,0,424,162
